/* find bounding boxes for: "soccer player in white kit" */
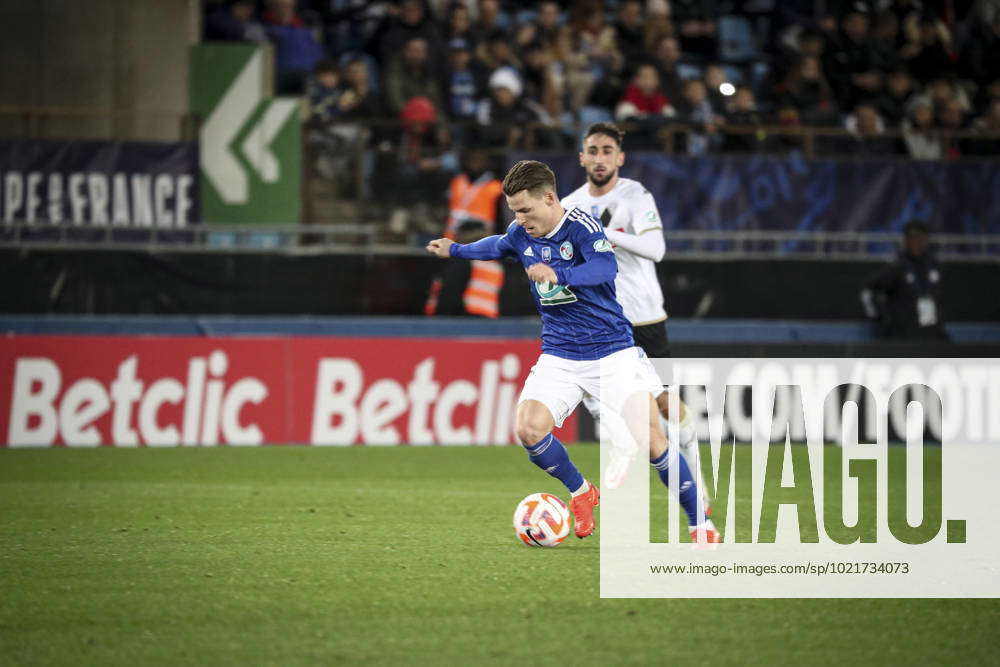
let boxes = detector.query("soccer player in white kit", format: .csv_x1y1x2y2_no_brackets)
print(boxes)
562,122,711,511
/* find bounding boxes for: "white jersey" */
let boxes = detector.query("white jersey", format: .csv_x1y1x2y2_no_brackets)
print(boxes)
561,177,667,325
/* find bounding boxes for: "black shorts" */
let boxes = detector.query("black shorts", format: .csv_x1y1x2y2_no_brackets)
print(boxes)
632,320,671,358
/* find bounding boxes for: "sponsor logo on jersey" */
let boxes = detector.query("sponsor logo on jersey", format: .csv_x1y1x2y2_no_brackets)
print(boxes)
535,280,578,306
593,238,613,252
646,211,658,223
559,241,573,260
541,246,552,263
523,246,534,257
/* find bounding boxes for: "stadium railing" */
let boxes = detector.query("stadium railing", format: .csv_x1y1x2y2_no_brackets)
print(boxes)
2,220,997,262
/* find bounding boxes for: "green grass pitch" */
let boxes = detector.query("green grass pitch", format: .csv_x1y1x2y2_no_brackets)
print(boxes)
1,445,997,665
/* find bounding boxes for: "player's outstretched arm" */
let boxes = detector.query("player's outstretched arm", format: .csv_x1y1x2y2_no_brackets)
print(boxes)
440,233,515,261
604,193,665,261
604,228,665,262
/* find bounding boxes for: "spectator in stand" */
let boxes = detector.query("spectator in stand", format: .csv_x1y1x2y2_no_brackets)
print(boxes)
534,0,564,60
385,96,456,235
514,20,540,54
878,67,916,127
723,86,768,153
901,97,944,160
205,0,267,44
771,24,825,90
960,15,1000,90
901,13,954,85
776,55,839,125
372,0,442,67
383,37,443,117
307,59,379,192
337,57,382,120
937,98,967,159
470,0,509,47
443,38,484,131
307,60,342,124
478,29,521,72
263,0,326,94
798,26,826,59
883,0,924,33
615,0,647,66
521,41,564,121
560,0,624,111
445,1,475,47
672,0,718,60
676,78,723,155
926,77,971,117
703,64,729,113
966,98,1000,156
643,0,676,55
615,63,676,148
650,36,685,111
842,104,900,155
823,7,890,110
872,10,904,52
616,64,676,121
473,67,551,149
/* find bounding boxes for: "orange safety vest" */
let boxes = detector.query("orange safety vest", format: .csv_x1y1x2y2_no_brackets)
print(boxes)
444,172,504,239
426,172,505,318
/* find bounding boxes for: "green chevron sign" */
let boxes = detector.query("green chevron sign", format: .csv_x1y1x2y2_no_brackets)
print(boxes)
190,44,300,223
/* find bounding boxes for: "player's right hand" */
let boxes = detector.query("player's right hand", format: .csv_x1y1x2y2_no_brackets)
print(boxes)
426,238,454,258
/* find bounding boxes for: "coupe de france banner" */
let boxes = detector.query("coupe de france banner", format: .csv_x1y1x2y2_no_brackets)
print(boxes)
0,139,198,227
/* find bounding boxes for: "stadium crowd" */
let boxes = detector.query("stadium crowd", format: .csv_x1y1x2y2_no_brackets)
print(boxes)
205,0,1000,157
204,0,999,230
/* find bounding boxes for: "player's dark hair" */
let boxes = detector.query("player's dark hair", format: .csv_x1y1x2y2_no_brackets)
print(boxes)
583,122,624,147
502,160,556,198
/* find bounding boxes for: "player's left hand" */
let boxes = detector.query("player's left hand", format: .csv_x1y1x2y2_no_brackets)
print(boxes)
525,262,557,284
426,238,454,258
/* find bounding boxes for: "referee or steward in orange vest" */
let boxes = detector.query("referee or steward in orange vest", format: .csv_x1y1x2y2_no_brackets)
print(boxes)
425,149,506,318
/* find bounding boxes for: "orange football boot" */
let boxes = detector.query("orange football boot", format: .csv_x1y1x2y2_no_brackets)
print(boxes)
689,522,722,550
570,482,600,538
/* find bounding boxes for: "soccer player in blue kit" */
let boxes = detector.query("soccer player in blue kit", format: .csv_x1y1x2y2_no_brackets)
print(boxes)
427,160,719,544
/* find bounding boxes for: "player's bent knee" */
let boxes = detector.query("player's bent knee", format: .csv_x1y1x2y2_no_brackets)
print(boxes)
648,429,667,460
515,400,555,447
656,393,689,423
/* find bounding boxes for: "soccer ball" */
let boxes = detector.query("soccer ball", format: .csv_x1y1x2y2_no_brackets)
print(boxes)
513,492,571,547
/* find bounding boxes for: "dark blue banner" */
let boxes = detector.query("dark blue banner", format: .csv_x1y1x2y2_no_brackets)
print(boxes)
0,139,199,227
515,152,1000,234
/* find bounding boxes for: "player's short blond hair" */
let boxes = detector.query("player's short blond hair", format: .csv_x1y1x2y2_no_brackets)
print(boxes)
502,160,556,198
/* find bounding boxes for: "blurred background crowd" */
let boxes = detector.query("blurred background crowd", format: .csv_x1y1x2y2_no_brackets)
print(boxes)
205,0,1000,158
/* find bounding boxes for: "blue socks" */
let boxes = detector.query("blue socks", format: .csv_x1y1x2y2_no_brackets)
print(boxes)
651,449,704,527
524,434,585,494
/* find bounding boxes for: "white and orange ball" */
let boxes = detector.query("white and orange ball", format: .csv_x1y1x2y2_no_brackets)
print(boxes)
513,492,571,547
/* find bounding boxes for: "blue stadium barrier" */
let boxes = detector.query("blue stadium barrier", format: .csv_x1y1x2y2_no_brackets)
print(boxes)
2,315,998,343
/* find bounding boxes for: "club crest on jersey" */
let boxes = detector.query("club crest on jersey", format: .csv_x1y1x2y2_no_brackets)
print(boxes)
541,246,552,263
559,241,573,260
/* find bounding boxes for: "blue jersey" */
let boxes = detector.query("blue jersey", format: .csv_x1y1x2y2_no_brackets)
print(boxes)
450,207,634,360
